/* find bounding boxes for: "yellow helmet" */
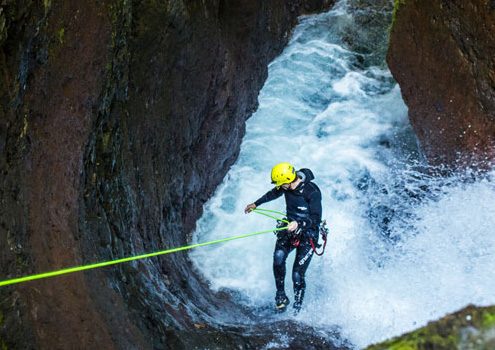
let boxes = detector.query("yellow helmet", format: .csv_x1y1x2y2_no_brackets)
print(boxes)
271,162,296,188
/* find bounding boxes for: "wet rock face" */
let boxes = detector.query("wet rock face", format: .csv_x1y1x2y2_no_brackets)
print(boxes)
387,0,495,167
343,0,394,67
0,0,334,348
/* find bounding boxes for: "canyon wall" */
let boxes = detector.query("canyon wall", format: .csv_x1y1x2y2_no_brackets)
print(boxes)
0,1,333,348
388,0,495,167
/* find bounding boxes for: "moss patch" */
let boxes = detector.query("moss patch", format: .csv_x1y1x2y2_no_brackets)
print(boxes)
101,131,111,151
391,0,406,27
368,327,458,350
482,311,495,329
57,27,65,44
367,305,495,350
43,0,51,14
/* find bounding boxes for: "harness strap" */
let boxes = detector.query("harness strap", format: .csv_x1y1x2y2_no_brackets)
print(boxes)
309,235,327,256
291,236,300,247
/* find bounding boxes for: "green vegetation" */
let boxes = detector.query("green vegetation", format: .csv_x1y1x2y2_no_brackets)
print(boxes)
391,0,406,27
482,310,495,328
367,327,458,350
57,27,65,44
101,131,111,150
367,305,495,350
43,0,51,14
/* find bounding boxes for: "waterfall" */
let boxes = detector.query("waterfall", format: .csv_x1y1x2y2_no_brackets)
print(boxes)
190,1,495,347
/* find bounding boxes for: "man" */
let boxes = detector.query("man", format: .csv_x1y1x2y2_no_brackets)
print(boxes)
245,162,322,314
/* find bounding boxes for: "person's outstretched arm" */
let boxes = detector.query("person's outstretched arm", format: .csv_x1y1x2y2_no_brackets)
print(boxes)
244,187,283,213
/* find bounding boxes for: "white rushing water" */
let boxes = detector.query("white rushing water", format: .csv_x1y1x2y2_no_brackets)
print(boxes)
190,1,495,348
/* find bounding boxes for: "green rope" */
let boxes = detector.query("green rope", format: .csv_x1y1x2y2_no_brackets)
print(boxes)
0,225,287,287
252,208,289,223
252,208,287,219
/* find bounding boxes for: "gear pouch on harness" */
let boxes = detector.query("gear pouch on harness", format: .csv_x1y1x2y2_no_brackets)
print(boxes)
274,219,287,237
274,218,302,247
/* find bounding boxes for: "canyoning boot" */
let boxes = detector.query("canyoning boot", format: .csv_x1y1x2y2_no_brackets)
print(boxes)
293,288,305,315
275,291,290,312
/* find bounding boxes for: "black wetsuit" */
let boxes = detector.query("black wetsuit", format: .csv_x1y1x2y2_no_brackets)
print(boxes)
254,168,322,310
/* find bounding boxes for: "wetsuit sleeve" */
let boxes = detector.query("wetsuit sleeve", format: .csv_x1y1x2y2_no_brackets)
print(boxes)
298,189,322,229
254,187,283,206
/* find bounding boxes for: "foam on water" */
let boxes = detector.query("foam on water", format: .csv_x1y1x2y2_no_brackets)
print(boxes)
190,1,495,347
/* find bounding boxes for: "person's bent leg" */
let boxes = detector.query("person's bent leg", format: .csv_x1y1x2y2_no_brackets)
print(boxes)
273,236,293,310
292,238,314,313
273,248,288,292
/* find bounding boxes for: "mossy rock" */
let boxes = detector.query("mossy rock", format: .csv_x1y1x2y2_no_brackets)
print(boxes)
391,0,406,27
367,305,495,350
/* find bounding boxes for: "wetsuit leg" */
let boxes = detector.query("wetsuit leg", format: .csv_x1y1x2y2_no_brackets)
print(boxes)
273,233,294,294
292,237,314,311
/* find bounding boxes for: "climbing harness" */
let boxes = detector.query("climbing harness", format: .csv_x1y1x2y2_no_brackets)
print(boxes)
291,234,301,248
272,216,301,247
261,208,329,254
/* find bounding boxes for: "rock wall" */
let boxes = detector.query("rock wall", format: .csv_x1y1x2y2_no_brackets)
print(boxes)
343,0,394,68
369,2,495,348
0,0,334,348
388,0,495,167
